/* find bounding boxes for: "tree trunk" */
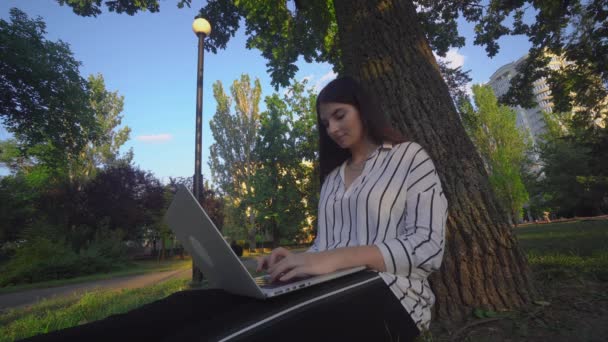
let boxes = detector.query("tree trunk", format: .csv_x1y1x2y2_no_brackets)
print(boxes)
272,218,280,249
248,210,257,251
333,0,536,325
159,237,166,262
152,239,157,256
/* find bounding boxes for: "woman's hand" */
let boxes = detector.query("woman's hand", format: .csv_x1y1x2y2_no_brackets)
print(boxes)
256,247,292,273
256,247,336,282
256,245,385,282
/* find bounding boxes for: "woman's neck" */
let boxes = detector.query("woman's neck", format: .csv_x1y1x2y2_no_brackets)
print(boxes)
349,138,379,165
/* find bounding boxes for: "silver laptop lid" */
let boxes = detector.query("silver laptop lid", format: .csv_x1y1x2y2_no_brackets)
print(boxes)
164,184,265,299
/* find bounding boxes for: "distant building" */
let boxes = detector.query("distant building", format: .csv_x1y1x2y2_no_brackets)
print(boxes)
487,54,569,146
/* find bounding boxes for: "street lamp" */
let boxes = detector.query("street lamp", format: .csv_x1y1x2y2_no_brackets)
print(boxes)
192,17,211,284
192,17,211,205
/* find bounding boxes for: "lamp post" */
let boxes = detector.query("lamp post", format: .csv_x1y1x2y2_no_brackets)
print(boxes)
192,17,211,284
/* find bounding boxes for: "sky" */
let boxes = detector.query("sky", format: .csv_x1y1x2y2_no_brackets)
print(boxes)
0,1,532,184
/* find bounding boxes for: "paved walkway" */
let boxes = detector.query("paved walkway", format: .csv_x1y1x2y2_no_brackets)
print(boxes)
0,258,260,313
0,268,191,313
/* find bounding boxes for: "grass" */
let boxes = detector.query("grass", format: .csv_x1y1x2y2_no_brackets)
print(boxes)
0,278,190,342
0,257,192,295
514,219,608,282
429,218,608,342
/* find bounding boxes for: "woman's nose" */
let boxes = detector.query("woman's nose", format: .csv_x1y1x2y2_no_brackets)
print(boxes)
328,121,338,135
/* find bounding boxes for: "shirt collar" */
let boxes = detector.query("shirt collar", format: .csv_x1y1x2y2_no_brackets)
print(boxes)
365,141,393,161
381,141,393,150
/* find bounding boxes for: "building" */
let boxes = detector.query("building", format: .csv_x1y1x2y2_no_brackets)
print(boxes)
487,54,569,146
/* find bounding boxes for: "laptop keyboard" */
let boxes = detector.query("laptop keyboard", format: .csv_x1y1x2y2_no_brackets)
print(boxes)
254,275,310,289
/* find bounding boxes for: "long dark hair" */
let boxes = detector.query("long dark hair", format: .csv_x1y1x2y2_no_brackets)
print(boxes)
316,76,406,185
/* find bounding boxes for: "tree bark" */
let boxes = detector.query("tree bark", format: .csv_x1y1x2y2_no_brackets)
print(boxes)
333,0,536,325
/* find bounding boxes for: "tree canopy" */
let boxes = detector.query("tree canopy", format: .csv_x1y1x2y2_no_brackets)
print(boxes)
207,76,318,246
208,74,261,246
69,74,132,184
0,8,99,155
208,74,261,199
246,79,319,246
57,0,607,107
55,0,193,16
460,84,531,223
0,9,138,250
527,110,608,217
0,11,131,185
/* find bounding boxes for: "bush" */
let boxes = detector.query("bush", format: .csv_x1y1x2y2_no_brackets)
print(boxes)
0,232,128,287
0,241,19,265
83,228,128,262
0,238,80,286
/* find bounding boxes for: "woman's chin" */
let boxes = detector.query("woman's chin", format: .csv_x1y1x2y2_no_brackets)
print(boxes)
337,141,350,149
334,138,350,149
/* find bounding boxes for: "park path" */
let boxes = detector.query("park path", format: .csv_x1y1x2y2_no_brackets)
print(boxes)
0,268,191,313
0,258,260,313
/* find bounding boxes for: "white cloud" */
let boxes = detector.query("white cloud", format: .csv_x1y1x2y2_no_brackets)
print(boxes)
435,48,466,68
136,134,173,143
301,74,314,83
314,70,337,93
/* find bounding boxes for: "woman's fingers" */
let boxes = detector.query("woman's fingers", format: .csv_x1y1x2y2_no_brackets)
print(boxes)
255,257,265,272
257,248,289,272
268,247,290,268
256,256,268,272
279,268,301,282
267,252,332,282
268,253,314,282
268,258,293,282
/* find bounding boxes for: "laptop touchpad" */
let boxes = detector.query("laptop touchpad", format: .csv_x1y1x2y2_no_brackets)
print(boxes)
188,235,215,268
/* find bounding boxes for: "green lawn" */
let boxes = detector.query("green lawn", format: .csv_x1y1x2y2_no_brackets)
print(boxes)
514,219,608,282
0,258,192,295
0,278,190,342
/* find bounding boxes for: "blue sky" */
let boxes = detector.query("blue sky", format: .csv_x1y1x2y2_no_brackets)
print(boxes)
1,1,531,183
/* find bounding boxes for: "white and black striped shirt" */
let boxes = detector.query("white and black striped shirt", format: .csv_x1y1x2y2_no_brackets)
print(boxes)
309,141,448,331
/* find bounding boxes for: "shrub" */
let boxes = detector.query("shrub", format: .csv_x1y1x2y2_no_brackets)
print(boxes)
0,231,128,287
0,241,19,265
0,238,80,286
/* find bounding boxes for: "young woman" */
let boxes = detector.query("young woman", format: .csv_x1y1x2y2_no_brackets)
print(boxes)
258,76,449,336
31,77,446,342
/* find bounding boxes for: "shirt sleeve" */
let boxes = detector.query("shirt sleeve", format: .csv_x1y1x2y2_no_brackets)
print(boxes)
374,147,448,277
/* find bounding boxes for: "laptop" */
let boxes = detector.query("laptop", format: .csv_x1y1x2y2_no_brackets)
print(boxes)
164,184,365,299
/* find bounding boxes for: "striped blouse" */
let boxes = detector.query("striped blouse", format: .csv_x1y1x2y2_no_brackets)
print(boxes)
308,141,448,331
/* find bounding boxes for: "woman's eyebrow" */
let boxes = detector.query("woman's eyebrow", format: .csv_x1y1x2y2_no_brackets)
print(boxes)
321,108,342,124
